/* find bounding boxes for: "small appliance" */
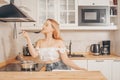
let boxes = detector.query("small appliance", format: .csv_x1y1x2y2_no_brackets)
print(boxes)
90,44,101,56
78,6,109,26
23,44,31,56
101,40,110,55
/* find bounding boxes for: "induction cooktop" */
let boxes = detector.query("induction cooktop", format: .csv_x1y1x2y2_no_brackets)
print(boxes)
0,63,44,72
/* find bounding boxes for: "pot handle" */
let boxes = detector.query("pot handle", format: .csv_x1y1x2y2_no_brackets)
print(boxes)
90,44,94,52
100,47,103,54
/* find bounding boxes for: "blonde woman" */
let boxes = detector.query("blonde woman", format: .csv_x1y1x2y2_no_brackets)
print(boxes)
22,19,86,71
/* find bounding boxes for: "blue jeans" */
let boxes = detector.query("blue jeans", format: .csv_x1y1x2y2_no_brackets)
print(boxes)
46,61,70,71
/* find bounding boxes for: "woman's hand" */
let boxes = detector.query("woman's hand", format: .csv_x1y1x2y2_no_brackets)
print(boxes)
79,68,87,71
22,31,30,40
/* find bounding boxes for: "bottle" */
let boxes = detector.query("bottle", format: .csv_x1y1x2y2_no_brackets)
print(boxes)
110,8,113,15
68,40,72,57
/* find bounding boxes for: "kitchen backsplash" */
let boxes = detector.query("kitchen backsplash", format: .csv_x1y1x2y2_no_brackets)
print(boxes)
61,30,115,53
17,29,115,54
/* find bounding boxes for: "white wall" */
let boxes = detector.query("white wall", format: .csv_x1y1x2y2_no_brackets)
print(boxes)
0,22,17,62
61,30,115,53
16,28,115,54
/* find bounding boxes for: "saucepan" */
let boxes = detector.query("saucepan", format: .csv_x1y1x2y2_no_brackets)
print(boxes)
20,60,37,70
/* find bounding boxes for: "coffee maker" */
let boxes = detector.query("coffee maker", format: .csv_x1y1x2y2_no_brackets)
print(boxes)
101,40,110,55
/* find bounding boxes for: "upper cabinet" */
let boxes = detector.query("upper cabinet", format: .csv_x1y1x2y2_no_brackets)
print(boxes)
38,0,58,26
78,0,110,6
18,0,118,31
58,0,77,26
38,0,77,27
110,0,118,26
77,0,118,30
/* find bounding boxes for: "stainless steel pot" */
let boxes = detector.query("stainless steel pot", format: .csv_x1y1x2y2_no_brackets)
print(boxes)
20,60,36,69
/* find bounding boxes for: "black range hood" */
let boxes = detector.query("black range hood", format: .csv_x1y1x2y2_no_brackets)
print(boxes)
0,0,35,22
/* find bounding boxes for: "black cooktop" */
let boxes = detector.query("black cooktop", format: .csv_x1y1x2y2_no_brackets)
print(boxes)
0,63,45,72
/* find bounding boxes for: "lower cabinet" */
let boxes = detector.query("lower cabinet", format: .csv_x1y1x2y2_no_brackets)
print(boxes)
87,60,112,80
72,59,120,80
71,60,87,70
112,60,120,80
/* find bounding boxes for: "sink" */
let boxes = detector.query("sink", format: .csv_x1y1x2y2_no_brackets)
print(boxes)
69,54,85,57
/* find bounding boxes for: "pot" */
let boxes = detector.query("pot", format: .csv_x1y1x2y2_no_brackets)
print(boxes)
20,60,37,70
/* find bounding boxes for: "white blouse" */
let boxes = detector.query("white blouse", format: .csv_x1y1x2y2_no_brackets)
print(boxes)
35,47,68,61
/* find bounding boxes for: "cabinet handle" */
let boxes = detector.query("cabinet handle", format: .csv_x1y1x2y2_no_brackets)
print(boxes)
96,60,104,62
114,60,120,62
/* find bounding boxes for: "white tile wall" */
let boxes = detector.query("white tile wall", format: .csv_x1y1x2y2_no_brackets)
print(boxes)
61,30,115,53
17,30,115,54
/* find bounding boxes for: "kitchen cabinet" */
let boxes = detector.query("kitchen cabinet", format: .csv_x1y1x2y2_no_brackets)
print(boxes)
77,0,118,30
88,60,112,80
112,60,120,80
38,0,58,26
71,60,87,70
110,2,118,27
38,0,77,27
58,0,77,26
78,0,110,6
14,0,77,31
15,0,118,31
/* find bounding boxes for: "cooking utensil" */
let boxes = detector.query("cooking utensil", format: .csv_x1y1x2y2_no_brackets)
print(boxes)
19,31,41,34
20,60,37,70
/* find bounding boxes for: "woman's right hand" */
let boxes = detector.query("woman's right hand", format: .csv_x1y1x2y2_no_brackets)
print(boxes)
22,31,30,40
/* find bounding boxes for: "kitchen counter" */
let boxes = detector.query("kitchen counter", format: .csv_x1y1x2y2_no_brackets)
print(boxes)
1,54,118,80
21,54,120,61
0,54,119,68
69,54,120,60
0,71,106,80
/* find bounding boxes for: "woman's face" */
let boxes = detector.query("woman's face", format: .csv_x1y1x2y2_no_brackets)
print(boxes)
41,20,54,34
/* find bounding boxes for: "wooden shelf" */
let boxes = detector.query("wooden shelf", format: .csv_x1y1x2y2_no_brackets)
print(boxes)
20,25,117,31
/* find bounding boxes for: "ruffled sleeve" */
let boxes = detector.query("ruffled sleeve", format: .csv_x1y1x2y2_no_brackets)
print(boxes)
35,47,40,53
35,47,39,50
57,48,69,54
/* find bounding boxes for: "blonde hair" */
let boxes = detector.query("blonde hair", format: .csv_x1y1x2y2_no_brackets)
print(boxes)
47,19,62,40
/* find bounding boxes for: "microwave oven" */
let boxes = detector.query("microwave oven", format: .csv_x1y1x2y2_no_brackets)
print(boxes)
78,6,110,26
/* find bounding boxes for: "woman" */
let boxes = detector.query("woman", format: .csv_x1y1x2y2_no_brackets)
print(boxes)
22,19,86,71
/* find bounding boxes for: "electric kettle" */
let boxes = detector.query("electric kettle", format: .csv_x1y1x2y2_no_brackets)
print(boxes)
90,44,101,56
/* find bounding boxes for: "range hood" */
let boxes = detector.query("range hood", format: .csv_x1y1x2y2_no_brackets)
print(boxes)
0,0,35,22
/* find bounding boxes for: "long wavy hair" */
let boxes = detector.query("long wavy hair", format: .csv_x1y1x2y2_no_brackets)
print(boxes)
47,19,62,40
